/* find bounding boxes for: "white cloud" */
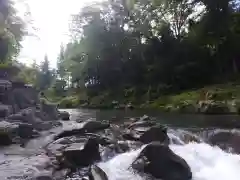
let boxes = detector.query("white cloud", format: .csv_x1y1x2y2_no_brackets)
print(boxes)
14,0,100,67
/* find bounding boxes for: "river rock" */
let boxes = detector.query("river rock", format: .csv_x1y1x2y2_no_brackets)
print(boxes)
17,123,38,139
0,121,16,145
139,126,169,144
140,115,150,121
59,138,101,168
128,121,156,129
0,130,12,145
82,120,110,131
208,130,240,154
0,121,37,145
0,104,12,118
89,165,109,180
101,141,130,161
59,111,70,121
132,142,192,180
197,101,230,114
7,107,37,123
55,120,110,140
41,102,59,120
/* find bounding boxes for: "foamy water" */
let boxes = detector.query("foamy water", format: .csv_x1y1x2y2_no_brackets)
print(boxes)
98,143,240,180
99,147,145,180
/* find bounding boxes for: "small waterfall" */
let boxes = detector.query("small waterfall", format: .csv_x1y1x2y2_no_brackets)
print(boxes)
98,133,240,180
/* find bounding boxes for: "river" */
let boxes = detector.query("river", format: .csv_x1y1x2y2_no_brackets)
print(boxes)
0,109,240,180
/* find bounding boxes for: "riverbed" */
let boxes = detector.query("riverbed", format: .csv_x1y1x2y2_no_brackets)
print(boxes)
0,109,240,180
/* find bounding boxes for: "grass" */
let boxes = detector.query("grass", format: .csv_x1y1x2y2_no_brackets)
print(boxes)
147,83,240,110
52,83,240,112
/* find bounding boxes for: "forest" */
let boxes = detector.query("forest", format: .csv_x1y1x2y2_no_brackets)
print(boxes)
2,0,240,112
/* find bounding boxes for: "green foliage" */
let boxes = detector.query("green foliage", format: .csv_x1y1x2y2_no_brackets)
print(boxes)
14,64,38,85
36,55,55,90
53,0,240,110
0,0,25,63
59,96,80,108
52,79,67,96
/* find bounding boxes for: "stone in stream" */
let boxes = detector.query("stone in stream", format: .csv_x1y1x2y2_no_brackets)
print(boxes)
59,111,70,121
89,165,109,180
0,104,12,118
132,142,192,180
54,120,110,140
16,123,39,139
0,121,18,146
0,130,12,145
139,126,169,144
59,138,101,168
127,120,156,129
123,125,169,145
140,115,151,121
208,130,240,154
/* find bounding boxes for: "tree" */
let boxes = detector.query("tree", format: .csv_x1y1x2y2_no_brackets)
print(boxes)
54,0,240,100
36,55,54,90
0,0,26,63
57,44,66,79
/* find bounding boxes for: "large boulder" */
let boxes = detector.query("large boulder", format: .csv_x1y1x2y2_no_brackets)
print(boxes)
139,126,169,144
59,138,101,168
132,142,192,180
55,120,110,140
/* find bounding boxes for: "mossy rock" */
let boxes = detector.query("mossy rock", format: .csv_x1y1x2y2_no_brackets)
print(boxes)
198,101,231,114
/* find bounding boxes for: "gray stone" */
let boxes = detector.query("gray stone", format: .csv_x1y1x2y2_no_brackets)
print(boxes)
132,142,192,180
59,111,70,121
0,104,12,118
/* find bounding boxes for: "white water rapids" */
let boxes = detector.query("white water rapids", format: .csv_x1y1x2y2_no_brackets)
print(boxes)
99,140,240,180
1,135,240,180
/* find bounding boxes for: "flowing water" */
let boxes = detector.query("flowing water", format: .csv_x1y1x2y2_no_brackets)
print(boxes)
1,109,240,180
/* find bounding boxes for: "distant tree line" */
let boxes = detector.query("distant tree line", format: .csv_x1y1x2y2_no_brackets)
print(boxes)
17,0,240,102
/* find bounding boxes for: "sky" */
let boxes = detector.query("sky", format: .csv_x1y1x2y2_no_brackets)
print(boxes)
14,0,99,68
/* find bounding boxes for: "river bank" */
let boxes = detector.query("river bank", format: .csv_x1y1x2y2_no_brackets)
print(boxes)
57,83,240,115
